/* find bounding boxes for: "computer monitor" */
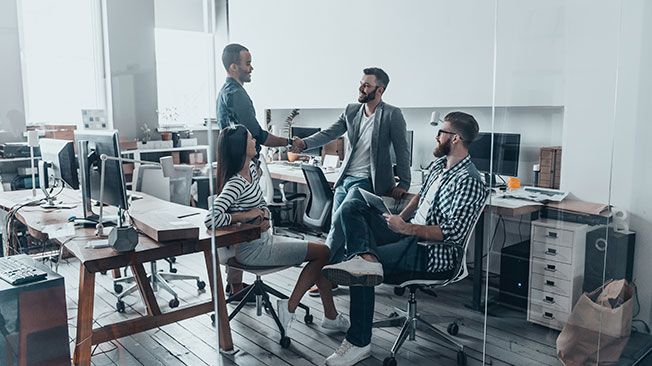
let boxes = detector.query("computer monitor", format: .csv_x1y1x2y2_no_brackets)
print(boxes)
468,132,521,183
390,130,414,167
291,127,322,157
38,139,79,190
74,130,128,224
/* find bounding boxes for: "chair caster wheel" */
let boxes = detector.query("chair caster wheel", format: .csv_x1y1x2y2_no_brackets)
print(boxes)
169,298,179,308
383,356,397,366
280,336,291,348
388,312,399,318
197,280,206,290
169,257,176,263
447,322,459,336
394,287,406,296
457,351,467,365
211,314,215,326
170,268,178,273
304,314,313,324
114,283,123,294
116,300,126,313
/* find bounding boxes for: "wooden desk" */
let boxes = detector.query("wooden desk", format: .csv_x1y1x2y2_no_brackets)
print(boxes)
0,189,259,366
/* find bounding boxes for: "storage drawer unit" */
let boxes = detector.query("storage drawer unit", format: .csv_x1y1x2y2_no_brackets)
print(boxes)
527,218,590,330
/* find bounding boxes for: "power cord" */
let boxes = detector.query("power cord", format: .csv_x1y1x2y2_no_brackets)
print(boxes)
632,284,651,334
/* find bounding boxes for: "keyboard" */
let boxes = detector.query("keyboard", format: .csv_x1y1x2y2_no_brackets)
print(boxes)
0,257,48,286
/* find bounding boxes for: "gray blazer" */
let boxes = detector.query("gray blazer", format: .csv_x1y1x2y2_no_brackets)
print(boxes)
303,101,411,195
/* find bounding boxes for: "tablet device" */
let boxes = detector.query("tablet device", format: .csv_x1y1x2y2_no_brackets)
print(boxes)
359,189,391,215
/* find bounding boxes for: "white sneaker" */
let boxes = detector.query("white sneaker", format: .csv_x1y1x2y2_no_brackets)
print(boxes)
322,255,384,286
325,339,371,366
321,313,350,333
277,299,295,333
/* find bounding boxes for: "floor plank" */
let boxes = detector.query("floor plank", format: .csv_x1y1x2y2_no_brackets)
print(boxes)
52,250,649,366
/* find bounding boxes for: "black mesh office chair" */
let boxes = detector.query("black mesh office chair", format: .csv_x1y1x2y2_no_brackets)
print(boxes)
372,197,487,366
300,165,333,233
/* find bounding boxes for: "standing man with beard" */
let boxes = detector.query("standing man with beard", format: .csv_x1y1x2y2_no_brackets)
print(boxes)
216,43,292,297
290,68,411,295
319,112,487,366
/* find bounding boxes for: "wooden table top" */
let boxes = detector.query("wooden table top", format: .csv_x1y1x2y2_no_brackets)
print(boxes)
0,189,260,273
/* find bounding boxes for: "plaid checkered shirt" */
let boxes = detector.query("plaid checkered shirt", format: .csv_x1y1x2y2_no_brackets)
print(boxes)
417,155,487,272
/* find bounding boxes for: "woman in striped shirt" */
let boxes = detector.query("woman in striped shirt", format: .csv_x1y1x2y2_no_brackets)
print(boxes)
205,125,348,333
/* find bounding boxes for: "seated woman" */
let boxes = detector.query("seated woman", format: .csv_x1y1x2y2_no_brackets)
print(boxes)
205,124,348,333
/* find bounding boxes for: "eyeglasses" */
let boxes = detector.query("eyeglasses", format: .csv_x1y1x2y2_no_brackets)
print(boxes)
437,129,463,140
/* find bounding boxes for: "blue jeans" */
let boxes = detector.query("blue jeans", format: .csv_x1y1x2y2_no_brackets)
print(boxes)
325,176,373,264
337,188,449,347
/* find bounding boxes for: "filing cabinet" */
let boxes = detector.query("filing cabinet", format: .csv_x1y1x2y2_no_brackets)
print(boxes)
527,218,590,330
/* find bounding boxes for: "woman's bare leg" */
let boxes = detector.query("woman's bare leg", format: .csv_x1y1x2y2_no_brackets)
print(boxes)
287,242,338,320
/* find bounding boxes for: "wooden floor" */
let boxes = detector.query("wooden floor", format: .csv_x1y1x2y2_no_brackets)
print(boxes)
54,253,649,366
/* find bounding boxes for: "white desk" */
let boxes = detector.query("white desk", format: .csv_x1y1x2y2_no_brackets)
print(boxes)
267,162,340,186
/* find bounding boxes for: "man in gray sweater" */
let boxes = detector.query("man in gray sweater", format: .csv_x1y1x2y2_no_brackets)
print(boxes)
291,67,411,293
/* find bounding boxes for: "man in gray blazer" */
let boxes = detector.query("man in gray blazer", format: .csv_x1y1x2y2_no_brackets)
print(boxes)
291,67,411,276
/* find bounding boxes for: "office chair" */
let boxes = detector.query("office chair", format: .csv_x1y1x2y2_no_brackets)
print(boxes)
113,164,205,312
372,197,487,366
300,164,333,233
258,155,306,238
210,254,313,349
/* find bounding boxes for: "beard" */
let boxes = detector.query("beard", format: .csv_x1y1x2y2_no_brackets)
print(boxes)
433,138,451,158
239,69,251,83
358,87,378,103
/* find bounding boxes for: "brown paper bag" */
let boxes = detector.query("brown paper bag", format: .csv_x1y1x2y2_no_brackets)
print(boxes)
556,279,634,365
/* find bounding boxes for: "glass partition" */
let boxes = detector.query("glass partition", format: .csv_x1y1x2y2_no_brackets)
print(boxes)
482,1,652,365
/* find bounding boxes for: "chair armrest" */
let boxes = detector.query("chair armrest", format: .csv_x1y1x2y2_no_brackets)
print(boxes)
416,240,458,247
278,183,288,203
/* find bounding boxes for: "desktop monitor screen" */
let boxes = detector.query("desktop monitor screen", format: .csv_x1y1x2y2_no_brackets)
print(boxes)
39,138,79,189
390,130,414,167
468,132,521,177
74,129,128,209
291,127,322,156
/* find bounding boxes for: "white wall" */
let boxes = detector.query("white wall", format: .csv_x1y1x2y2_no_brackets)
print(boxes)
228,0,565,110
105,0,159,140
0,0,26,143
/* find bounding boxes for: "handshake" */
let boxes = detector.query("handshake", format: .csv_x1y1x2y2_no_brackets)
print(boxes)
288,137,307,153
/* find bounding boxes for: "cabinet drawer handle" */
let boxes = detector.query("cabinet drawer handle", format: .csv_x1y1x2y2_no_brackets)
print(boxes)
545,280,556,287
545,248,557,256
543,312,555,320
543,296,555,304
546,231,559,239
545,264,557,272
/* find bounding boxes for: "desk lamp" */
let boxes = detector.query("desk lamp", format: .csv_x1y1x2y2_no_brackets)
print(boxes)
93,155,175,250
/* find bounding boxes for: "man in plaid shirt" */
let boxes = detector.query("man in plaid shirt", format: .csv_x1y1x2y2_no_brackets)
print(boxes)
322,112,487,366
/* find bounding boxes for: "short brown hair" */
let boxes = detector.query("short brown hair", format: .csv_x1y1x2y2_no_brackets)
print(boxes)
444,111,479,148
363,67,390,89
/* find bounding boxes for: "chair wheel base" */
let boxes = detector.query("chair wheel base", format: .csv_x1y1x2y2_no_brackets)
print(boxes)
447,322,459,335
114,283,123,294
116,300,126,313
457,351,467,365
280,336,291,348
169,298,179,308
304,314,313,324
383,357,397,366
197,280,206,290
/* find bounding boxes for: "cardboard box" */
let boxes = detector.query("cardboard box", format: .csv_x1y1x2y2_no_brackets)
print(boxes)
119,138,138,150
171,152,181,165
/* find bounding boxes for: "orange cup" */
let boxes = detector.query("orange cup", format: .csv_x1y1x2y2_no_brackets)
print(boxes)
507,177,521,189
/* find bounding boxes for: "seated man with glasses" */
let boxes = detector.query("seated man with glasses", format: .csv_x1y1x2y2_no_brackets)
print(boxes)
320,112,487,366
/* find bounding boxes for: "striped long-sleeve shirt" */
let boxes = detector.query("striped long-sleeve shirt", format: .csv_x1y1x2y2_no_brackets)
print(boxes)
204,161,268,230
